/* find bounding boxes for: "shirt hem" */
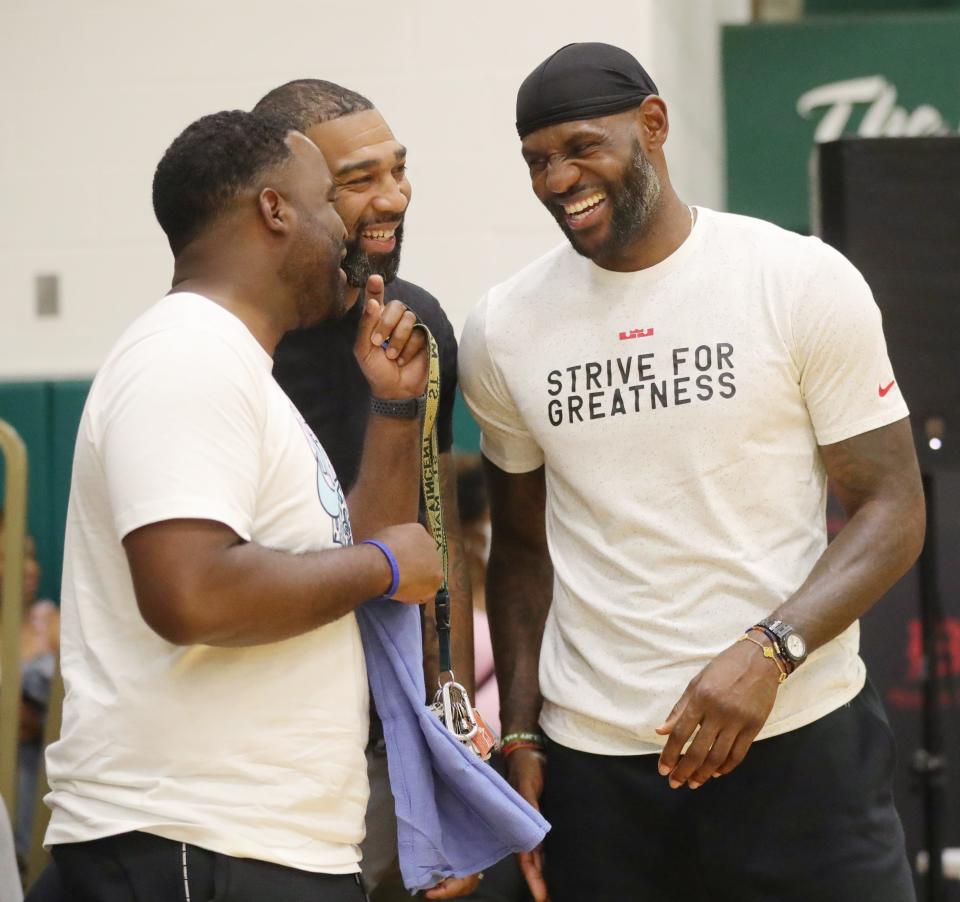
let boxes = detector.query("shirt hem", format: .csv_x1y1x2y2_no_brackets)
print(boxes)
44,820,361,873
540,671,867,756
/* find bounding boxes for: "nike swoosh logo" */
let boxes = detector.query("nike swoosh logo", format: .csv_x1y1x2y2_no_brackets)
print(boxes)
879,380,896,397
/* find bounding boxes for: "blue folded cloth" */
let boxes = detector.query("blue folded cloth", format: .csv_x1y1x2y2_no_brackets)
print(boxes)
355,597,550,892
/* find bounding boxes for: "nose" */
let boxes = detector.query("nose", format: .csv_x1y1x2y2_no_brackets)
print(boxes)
544,157,580,196
372,177,409,216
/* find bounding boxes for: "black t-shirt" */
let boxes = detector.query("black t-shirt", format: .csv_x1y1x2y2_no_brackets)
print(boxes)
272,277,458,492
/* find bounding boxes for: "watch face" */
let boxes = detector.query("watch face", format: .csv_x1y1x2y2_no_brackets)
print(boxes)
785,633,806,660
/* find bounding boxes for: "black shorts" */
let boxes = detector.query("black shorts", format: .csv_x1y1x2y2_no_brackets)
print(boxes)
541,680,915,902
47,831,369,902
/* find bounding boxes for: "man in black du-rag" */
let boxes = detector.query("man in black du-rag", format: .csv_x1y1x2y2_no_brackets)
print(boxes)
459,40,923,902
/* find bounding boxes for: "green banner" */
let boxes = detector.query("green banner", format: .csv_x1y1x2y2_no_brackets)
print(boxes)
723,14,960,232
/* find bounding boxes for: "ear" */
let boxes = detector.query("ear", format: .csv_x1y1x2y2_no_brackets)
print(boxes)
634,97,669,152
257,187,292,236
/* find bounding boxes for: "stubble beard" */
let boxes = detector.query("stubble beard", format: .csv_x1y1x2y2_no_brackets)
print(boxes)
284,231,347,328
556,141,663,261
343,221,405,289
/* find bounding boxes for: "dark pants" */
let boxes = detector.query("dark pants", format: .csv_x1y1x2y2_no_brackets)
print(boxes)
48,831,368,902
541,680,916,902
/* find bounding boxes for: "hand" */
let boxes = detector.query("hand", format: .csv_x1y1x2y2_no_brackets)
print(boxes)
424,873,483,899
506,748,550,902
655,638,781,790
368,523,442,603
354,274,428,400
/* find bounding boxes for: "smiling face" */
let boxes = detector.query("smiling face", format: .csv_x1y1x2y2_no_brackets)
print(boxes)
306,110,411,291
521,107,663,266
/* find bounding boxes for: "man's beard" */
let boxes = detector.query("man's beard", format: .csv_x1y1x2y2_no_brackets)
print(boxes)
284,230,347,328
555,140,662,260
343,221,405,288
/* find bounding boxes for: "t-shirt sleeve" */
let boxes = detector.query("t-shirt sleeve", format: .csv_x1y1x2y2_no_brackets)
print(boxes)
98,329,264,542
792,239,909,446
458,293,544,473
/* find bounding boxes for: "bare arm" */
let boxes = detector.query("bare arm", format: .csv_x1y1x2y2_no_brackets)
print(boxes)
771,417,924,647
124,519,441,647
484,459,552,902
485,460,553,736
658,418,925,789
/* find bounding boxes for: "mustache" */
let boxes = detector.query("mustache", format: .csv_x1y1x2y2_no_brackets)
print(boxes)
351,214,406,238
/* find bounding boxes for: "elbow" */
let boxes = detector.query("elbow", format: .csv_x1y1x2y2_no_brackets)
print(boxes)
135,585,215,646
905,490,927,569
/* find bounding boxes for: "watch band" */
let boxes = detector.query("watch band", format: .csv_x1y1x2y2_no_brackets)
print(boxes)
756,617,807,667
370,394,423,420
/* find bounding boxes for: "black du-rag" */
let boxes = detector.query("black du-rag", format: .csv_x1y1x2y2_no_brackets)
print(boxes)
515,42,659,138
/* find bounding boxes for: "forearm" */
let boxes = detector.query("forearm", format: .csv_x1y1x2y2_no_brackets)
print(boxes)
487,543,553,734
348,413,422,538
774,486,924,653
447,525,475,696
131,533,393,648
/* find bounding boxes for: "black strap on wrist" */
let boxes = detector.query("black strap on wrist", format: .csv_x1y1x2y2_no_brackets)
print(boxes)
370,394,423,419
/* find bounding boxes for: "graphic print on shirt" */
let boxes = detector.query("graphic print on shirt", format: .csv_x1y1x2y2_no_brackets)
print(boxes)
293,406,353,546
547,342,737,426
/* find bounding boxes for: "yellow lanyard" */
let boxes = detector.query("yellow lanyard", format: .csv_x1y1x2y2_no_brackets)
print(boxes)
415,323,452,673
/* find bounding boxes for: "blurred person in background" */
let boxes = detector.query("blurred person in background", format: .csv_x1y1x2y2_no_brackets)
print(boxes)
0,509,59,868
455,457,498,735
460,42,925,902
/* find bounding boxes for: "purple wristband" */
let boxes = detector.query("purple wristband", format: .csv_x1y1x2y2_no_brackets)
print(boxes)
361,539,400,597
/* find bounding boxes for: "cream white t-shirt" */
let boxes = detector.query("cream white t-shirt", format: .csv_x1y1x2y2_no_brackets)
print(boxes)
45,293,369,872
459,208,909,756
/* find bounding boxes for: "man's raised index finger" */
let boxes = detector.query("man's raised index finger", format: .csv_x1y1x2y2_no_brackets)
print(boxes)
365,273,385,309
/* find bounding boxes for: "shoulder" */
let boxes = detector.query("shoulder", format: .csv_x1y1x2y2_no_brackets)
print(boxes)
704,208,853,268
489,242,575,302
472,242,577,340
93,295,268,413
702,208,866,301
387,277,452,334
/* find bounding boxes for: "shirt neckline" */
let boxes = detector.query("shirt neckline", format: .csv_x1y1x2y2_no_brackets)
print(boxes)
580,205,707,287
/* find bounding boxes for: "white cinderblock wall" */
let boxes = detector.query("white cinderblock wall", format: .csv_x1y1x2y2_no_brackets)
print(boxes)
0,0,749,379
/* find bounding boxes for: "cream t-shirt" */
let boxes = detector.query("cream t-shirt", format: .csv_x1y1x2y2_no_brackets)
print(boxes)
45,293,368,871
459,208,909,755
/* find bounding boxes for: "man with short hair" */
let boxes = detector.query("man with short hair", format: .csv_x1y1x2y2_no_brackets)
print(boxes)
460,42,925,902
42,109,441,900
255,81,479,900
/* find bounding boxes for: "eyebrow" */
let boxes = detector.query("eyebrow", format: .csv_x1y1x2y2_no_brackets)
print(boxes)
336,145,408,177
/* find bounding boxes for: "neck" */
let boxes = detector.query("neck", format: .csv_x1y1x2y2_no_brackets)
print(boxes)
592,188,692,273
170,239,293,357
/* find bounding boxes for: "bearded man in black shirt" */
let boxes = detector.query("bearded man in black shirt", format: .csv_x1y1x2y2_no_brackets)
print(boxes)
255,81,478,901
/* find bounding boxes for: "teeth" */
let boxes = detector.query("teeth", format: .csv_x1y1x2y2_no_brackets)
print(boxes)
564,192,606,215
362,229,395,240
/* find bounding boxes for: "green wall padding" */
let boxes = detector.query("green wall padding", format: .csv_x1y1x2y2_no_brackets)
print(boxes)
453,389,480,454
0,382,55,601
